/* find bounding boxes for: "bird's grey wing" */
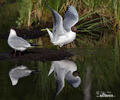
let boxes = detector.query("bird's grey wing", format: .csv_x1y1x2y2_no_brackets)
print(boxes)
9,67,32,79
55,72,64,95
11,36,31,48
63,5,79,32
65,71,81,88
54,69,65,96
50,8,64,35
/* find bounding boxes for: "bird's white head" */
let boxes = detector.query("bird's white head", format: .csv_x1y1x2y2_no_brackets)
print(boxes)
72,76,81,88
10,29,17,37
72,71,81,88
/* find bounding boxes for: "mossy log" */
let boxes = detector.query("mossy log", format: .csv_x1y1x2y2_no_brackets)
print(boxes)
0,48,73,62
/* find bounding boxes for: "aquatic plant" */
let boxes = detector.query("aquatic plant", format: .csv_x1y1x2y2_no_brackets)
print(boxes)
16,0,33,28
15,0,114,47
1,0,120,48
0,2,19,33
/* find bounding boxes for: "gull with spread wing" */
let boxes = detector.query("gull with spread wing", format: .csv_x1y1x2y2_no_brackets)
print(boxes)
48,60,81,99
46,5,79,47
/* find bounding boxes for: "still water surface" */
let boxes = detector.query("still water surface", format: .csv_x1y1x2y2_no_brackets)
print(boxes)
0,44,119,100
0,2,120,100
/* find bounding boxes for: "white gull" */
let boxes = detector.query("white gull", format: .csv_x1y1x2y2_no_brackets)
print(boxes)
46,5,79,47
9,65,34,86
8,29,37,56
48,60,81,97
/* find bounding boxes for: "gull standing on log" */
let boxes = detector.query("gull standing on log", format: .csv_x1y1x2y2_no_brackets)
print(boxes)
8,29,38,57
46,5,79,47
48,60,81,99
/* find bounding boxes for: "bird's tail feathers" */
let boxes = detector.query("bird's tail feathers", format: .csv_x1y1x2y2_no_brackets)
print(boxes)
48,66,54,76
30,43,40,46
46,28,54,42
31,70,40,75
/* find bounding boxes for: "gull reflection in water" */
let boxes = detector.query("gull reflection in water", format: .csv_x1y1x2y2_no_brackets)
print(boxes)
9,65,36,86
48,60,81,99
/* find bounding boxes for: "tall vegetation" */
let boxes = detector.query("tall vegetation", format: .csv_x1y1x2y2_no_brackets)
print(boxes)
16,0,120,47
0,1,20,33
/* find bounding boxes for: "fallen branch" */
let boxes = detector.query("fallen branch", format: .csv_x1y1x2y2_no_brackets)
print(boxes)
0,48,73,61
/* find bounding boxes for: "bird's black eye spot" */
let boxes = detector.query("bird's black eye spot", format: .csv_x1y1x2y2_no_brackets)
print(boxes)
73,71,79,76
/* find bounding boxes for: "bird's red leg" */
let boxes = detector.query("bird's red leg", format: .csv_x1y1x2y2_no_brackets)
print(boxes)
14,50,16,57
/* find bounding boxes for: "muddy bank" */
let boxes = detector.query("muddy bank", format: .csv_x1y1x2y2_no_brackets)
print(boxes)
0,48,73,61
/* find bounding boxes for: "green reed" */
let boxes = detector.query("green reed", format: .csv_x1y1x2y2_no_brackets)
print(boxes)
1,0,120,47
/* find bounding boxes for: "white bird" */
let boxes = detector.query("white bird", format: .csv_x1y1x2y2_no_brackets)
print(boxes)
8,29,36,57
48,60,81,98
46,5,79,47
9,65,34,86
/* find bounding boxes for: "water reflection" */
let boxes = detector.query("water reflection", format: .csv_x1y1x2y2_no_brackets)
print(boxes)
0,48,119,100
9,65,35,86
84,67,91,100
48,60,81,99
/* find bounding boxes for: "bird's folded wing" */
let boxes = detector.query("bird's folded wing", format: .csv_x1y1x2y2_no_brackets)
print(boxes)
9,66,32,79
54,68,65,95
11,37,31,48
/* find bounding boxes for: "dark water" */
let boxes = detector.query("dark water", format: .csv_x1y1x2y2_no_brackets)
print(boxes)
0,44,120,100
0,2,120,100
